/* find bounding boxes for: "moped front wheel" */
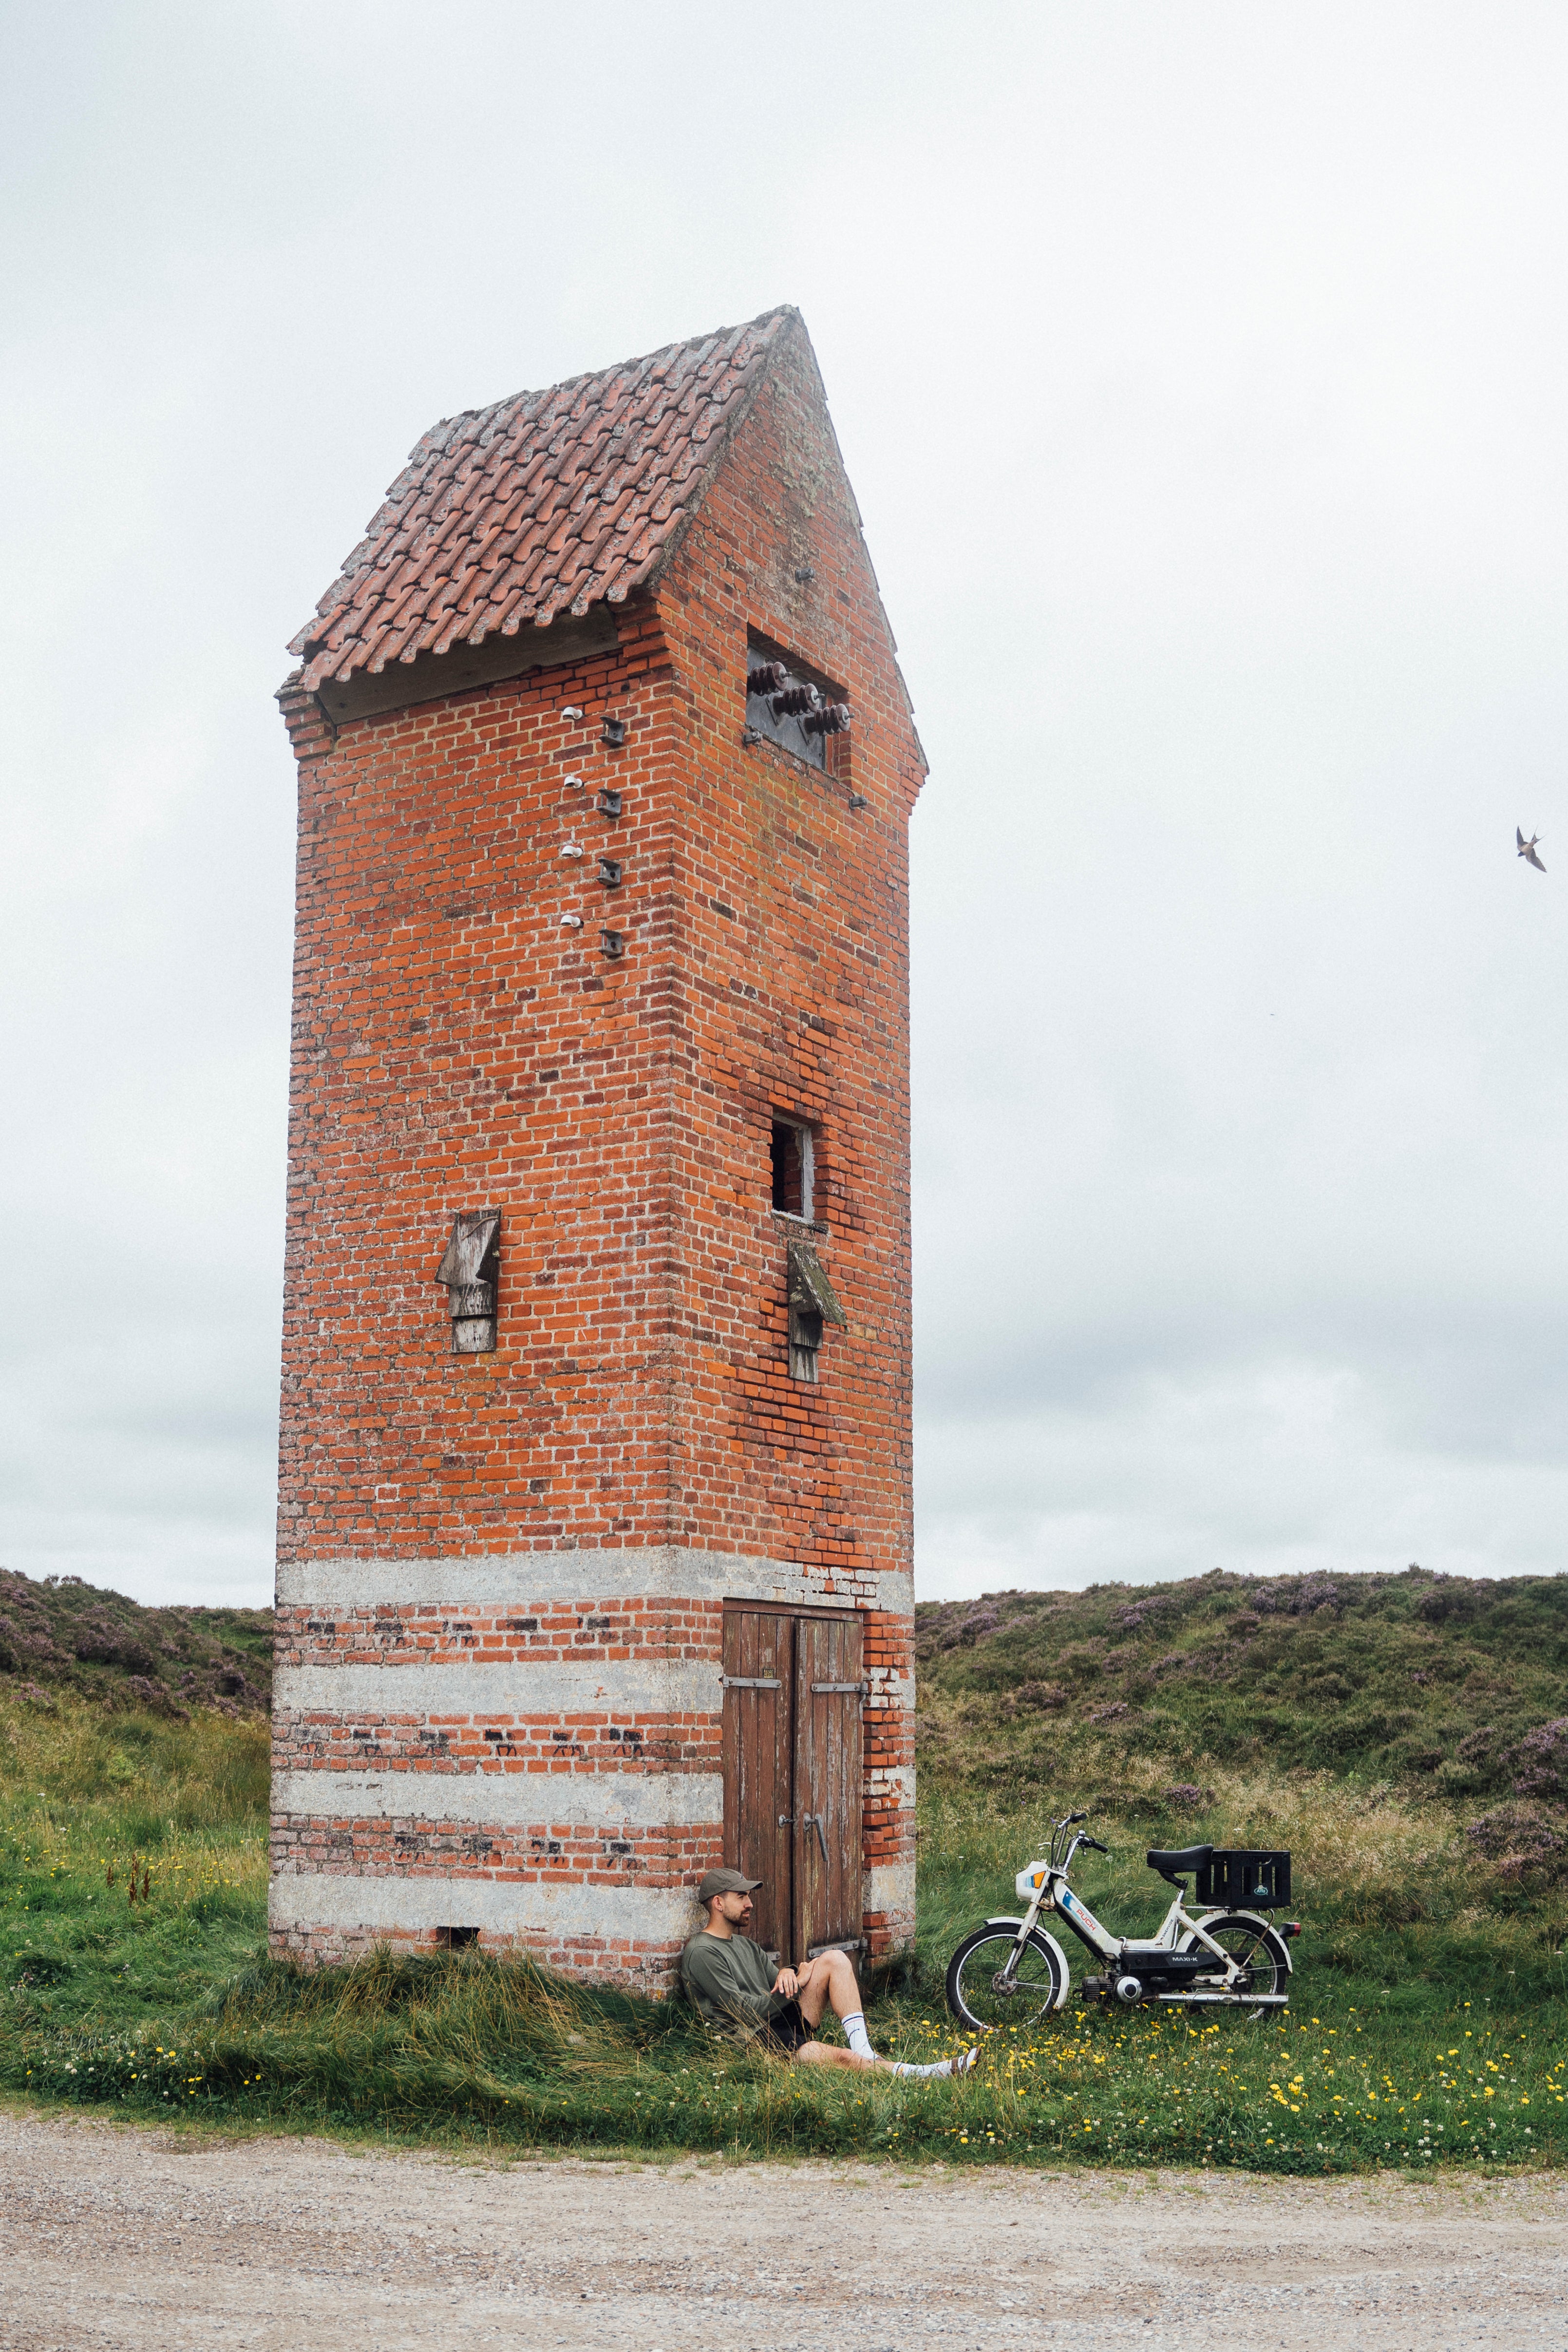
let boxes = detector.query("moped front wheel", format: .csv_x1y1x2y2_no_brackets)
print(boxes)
945,1926,1067,2032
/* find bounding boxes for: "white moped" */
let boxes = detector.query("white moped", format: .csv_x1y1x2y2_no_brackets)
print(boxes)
945,1809,1301,2031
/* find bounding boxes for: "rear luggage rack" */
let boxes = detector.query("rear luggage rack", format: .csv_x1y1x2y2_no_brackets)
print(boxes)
1195,1848,1291,1909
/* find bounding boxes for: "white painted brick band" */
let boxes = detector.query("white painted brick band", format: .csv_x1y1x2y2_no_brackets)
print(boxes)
867,1860,916,1917
274,1660,723,1717
267,1872,702,1942
277,1547,913,1621
271,1769,722,1828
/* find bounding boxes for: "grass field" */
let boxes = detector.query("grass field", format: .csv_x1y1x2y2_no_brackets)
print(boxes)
4,1668,1565,2174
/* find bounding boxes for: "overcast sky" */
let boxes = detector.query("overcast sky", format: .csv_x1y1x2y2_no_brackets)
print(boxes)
4,3,1568,1609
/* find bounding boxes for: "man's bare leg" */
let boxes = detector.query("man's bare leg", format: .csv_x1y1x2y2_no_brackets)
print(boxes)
789,1949,880,2068
786,1948,976,2075
793,1946,862,2035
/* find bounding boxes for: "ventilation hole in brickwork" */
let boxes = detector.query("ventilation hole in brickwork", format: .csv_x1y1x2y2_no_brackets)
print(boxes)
436,1925,480,1951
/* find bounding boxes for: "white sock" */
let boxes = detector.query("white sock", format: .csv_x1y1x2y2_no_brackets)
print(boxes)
840,2010,876,2060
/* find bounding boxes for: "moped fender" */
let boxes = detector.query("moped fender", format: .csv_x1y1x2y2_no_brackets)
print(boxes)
1191,1908,1293,1975
983,1916,1072,2009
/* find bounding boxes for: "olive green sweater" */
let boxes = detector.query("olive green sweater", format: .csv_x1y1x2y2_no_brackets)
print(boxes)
680,1931,787,2040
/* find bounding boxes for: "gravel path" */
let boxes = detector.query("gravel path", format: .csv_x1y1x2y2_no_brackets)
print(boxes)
3,2107,1567,2350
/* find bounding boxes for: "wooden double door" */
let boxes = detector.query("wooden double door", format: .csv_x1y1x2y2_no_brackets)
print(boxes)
721,1604,865,1965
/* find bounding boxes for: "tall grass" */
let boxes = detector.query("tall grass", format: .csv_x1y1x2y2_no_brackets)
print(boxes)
1,1691,268,2030
3,1689,1565,2172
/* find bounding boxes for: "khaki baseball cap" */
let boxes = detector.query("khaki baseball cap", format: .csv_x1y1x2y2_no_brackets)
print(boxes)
697,1867,762,1903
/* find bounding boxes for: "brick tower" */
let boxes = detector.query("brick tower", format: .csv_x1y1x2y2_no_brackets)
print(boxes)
269,308,926,1988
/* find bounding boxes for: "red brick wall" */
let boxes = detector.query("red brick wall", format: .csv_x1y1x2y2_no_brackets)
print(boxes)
648,329,924,1934
276,599,681,1558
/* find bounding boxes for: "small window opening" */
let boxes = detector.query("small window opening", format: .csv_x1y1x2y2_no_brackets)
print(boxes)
771,1119,813,1219
436,1925,480,1951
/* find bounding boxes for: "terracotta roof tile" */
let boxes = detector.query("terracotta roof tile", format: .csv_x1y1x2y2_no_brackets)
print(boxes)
290,308,797,690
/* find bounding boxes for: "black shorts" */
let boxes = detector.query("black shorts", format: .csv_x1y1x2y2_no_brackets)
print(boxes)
758,1998,812,2054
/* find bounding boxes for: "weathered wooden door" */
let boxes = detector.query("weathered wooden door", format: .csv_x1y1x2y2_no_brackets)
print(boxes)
793,1612,865,1958
721,1606,864,1963
721,1607,795,1959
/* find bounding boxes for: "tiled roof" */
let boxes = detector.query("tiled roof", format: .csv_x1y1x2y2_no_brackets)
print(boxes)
290,308,797,691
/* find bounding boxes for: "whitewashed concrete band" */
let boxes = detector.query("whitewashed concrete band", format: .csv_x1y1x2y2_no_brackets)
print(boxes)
267,1873,703,1940
274,1660,724,1718
866,1860,916,1917
276,1547,913,1620
271,1768,723,1828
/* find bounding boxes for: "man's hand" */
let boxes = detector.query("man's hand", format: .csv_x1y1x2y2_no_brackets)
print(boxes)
773,1966,800,1999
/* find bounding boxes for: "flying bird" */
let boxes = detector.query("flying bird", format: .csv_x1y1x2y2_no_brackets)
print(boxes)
1518,828,1547,872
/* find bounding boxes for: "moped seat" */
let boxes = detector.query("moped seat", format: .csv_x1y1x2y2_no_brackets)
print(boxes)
1146,1843,1212,1876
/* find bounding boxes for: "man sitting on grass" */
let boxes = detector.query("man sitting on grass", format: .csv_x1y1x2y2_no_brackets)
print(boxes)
680,1868,976,2076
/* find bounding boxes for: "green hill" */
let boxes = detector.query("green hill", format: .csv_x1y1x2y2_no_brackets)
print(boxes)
0,1568,271,1717
916,1565,1568,1877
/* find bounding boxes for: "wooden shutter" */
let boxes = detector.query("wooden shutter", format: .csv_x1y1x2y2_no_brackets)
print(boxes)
793,1613,865,1957
720,1608,794,1961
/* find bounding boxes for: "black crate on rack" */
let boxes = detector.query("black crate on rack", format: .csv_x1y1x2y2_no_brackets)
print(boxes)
1194,1849,1290,1910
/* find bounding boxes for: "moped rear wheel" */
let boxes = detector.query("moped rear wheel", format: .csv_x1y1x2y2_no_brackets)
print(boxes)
1178,1914,1289,1999
945,1926,1067,2032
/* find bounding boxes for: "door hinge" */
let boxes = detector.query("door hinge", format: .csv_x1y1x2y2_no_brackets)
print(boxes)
721,1675,782,1689
807,1937,868,1959
811,1681,869,1695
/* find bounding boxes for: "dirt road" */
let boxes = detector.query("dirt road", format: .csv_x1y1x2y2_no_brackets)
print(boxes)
3,2107,1566,2350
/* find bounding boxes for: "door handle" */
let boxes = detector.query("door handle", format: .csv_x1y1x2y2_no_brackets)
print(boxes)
803,1813,830,1866
778,1813,795,1827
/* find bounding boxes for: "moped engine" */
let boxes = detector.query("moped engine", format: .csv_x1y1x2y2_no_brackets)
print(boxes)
1115,1974,1144,2005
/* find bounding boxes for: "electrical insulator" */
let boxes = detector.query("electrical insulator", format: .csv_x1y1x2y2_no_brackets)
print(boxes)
770,683,820,719
802,702,851,738
747,661,787,696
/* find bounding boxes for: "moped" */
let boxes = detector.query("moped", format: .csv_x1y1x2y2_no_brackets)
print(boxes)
945,1809,1301,2031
